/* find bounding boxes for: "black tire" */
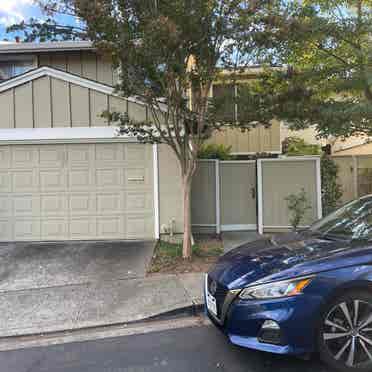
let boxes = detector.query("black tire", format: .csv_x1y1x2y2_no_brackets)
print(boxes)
318,290,372,372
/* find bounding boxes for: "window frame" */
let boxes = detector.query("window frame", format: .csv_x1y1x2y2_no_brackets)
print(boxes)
0,54,37,82
211,83,236,123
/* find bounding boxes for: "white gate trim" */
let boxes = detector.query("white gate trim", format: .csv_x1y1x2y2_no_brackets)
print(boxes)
153,144,160,239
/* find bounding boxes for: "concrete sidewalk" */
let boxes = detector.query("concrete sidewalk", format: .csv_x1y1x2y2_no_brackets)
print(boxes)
0,273,204,338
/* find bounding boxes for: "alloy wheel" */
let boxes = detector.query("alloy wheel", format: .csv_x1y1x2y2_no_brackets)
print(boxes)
323,300,372,368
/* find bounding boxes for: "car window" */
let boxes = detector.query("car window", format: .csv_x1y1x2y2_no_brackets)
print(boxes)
310,197,372,239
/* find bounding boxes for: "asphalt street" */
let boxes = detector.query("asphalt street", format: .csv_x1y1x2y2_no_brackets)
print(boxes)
0,320,331,372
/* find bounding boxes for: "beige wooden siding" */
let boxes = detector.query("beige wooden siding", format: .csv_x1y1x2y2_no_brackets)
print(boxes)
208,120,281,154
50,53,68,70
14,82,33,128
33,77,52,128
0,90,14,129
260,160,318,229
51,78,70,127
97,54,114,86
67,53,83,75
70,85,90,126
158,144,184,233
90,90,109,126
109,96,127,116
38,51,114,86
0,76,146,129
128,101,148,123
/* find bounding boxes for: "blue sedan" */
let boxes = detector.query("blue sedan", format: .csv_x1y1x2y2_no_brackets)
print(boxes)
205,195,372,372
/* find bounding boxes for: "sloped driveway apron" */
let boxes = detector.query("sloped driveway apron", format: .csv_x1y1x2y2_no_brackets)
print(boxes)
0,240,155,292
0,275,192,337
0,240,172,337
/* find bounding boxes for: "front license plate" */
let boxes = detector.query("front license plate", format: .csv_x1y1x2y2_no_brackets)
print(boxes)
206,292,217,316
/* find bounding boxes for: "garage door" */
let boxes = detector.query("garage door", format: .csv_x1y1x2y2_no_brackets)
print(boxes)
0,143,154,241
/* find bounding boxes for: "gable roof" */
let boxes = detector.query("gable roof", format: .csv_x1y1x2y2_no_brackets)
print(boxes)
0,41,94,54
0,66,146,106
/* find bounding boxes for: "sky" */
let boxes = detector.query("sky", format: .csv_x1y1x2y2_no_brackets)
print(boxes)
0,0,77,41
0,0,42,40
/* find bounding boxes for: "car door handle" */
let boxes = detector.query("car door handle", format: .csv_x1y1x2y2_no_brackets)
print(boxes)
128,176,145,182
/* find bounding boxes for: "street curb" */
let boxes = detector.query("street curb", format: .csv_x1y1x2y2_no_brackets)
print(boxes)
0,303,205,343
143,303,204,322
0,315,209,353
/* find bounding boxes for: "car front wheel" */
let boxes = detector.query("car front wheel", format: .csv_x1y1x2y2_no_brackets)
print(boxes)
319,291,372,372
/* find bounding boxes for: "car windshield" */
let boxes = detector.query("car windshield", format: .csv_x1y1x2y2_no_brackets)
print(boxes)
309,196,372,240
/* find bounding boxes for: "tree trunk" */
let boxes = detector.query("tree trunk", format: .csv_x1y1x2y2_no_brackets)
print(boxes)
182,174,193,259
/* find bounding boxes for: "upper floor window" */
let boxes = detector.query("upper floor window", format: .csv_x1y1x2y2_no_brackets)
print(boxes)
0,57,36,82
212,83,254,123
212,84,236,123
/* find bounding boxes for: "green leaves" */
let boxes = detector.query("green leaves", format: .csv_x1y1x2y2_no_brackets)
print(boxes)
198,143,234,160
282,137,321,156
252,0,372,138
285,188,312,230
321,154,343,215
6,18,86,42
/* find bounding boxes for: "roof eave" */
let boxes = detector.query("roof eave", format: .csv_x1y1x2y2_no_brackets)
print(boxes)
0,41,94,54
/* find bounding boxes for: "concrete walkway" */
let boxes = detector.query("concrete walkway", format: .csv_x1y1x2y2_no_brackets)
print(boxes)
0,273,204,338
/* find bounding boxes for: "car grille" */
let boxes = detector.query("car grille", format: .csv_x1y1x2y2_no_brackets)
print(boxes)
207,275,228,318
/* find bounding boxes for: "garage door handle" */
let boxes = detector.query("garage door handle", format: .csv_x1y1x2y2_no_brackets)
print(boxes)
128,176,145,182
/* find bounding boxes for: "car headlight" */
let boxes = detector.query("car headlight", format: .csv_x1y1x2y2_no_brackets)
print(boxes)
239,276,314,300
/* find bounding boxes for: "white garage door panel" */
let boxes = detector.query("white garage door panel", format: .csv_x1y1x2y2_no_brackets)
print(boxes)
39,145,66,167
69,217,96,239
0,220,11,240
14,195,40,216
0,147,10,168
14,219,40,240
0,143,154,241
126,214,154,239
12,147,38,168
0,172,10,192
69,193,96,215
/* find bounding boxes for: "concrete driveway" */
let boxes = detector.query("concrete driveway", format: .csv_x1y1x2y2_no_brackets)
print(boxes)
0,239,203,339
0,240,156,292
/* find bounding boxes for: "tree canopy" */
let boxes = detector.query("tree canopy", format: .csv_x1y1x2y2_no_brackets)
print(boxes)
241,0,372,139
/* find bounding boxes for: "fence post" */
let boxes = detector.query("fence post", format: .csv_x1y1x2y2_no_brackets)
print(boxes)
215,159,221,235
353,156,358,198
316,157,323,219
257,159,263,234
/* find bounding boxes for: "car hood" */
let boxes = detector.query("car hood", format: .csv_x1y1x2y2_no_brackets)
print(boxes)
208,232,372,290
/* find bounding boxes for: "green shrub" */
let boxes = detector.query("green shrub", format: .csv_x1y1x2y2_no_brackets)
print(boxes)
198,143,234,160
282,136,321,156
321,154,343,215
285,188,312,230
